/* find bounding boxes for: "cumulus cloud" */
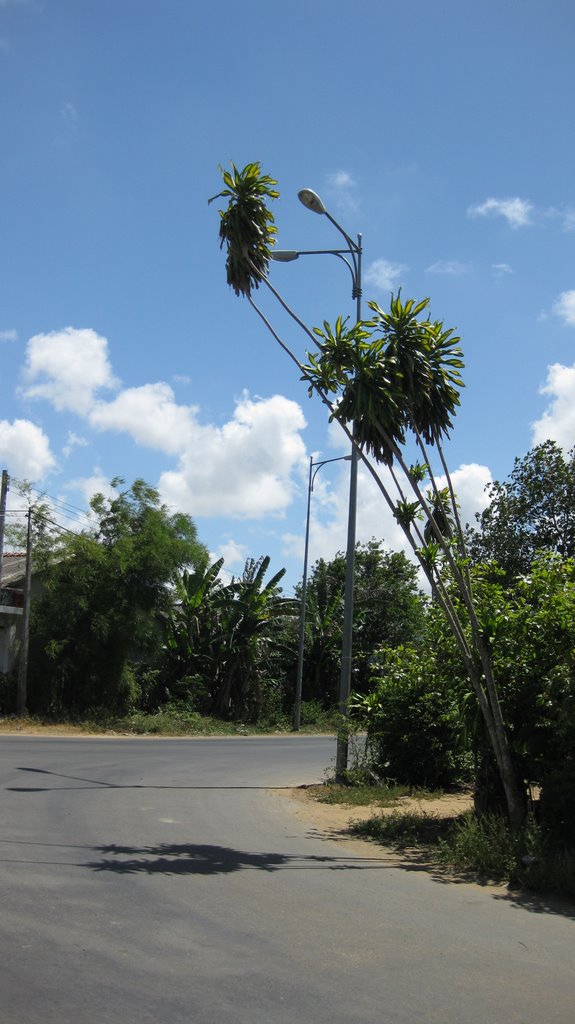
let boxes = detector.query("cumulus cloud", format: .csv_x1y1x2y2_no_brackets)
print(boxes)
365,258,407,292
212,538,248,569
89,382,198,454
0,419,55,479
468,197,533,228
67,472,118,510
0,329,17,342
283,457,493,574
532,363,575,449
426,261,469,276
159,393,307,519
22,327,118,414
434,463,493,529
17,322,312,523
552,290,575,326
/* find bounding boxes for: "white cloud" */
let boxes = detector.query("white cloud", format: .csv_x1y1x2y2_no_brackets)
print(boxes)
0,419,55,479
283,455,493,575
212,538,248,569
60,101,77,122
22,327,119,414
89,382,197,454
532,363,575,449
492,263,513,276
17,322,312,523
159,393,307,519
552,290,575,326
326,169,358,214
365,258,407,292
434,463,493,529
468,197,533,228
0,329,17,342
62,431,89,459
67,472,118,510
426,260,469,276
327,170,356,190
562,208,575,232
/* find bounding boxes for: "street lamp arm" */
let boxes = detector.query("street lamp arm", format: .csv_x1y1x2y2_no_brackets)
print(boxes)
272,248,357,298
324,209,361,257
311,454,352,491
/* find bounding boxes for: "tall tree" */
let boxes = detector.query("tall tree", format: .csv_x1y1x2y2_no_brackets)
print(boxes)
28,479,207,716
469,441,575,578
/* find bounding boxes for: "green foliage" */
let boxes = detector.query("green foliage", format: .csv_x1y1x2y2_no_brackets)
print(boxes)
437,811,529,878
469,441,575,578
352,810,451,847
311,782,433,807
351,805,575,898
421,554,575,834
303,294,464,465
209,162,279,297
163,555,298,722
351,645,469,790
300,540,426,705
476,556,575,786
28,479,207,717
0,671,16,714
539,762,575,851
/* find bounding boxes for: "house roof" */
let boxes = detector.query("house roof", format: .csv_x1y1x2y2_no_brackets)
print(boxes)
1,553,27,586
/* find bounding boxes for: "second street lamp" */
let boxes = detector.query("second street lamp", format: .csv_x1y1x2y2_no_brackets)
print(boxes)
272,188,362,777
294,454,351,732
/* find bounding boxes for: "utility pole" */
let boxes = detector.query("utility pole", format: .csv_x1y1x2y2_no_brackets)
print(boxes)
17,506,32,717
0,470,9,588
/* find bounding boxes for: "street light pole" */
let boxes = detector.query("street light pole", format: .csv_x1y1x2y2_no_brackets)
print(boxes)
294,454,351,732
273,189,362,777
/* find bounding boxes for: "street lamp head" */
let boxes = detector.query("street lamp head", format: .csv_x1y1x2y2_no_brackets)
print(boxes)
270,250,300,262
298,188,326,215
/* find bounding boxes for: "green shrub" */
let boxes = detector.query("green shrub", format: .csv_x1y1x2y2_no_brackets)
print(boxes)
539,762,575,851
353,646,470,790
0,671,16,714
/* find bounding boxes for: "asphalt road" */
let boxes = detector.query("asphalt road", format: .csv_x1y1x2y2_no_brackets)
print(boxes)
1,735,574,1024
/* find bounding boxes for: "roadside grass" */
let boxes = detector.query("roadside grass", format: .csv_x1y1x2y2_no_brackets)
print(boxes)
0,710,337,737
350,807,575,900
309,782,445,808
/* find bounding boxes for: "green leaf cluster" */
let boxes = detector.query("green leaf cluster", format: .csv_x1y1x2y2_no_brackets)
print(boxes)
303,294,464,465
208,161,279,297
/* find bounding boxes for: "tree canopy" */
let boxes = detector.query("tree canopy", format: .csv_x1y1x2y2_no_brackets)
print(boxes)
27,479,207,716
469,441,575,578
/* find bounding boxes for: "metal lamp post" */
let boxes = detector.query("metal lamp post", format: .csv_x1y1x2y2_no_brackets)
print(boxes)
272,189,362,777
293,454,351,732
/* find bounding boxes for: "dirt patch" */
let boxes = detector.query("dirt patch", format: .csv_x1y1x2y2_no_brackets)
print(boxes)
283,785,473,831
273,785,478,874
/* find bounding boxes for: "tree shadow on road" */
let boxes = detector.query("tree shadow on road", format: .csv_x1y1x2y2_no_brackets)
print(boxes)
88,842,390,876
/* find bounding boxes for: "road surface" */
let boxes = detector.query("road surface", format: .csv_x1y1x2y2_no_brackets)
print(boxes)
1,735,574,1023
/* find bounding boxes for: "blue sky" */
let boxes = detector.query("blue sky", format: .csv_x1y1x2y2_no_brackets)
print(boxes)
1,0,574,589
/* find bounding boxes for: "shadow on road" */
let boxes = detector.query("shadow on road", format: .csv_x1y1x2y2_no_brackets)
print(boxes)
88,842,389,876
7,766,300,791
